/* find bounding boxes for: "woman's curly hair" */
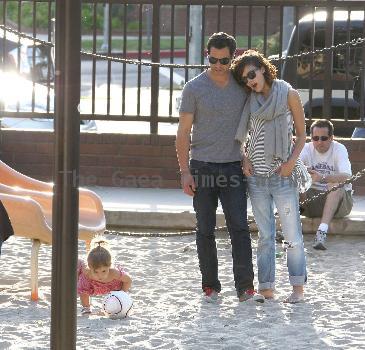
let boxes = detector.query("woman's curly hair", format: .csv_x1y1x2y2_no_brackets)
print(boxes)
231,49,277,93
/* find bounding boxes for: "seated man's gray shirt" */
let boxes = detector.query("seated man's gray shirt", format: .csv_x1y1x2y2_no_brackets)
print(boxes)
179,71,246,163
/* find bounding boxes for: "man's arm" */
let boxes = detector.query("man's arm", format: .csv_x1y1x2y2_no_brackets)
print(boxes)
308,170,351,184
331,143,352,183
176,112,196,196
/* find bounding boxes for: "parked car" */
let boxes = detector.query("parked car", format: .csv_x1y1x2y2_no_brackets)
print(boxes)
273,10,364,127
0,28,95,131
0,70,96,130
1,28,54,84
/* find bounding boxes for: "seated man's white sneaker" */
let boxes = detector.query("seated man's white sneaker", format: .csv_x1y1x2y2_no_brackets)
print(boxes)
313,229,327,250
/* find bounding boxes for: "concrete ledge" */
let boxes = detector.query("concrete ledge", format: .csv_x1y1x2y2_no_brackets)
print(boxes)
301,216,365,236
106,210,226,230
93,187,365,235
106,210,197,230
105,209,365,235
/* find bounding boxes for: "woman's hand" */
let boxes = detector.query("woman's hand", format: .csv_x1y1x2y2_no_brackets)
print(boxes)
276,161,295,177
242,157,254,177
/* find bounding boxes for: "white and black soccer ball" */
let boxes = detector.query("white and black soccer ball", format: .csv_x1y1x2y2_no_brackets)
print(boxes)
103,291,133,319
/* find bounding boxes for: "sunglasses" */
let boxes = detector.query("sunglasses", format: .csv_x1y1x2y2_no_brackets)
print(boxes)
312,136,330,141
208,56,231,65
242,68,260,84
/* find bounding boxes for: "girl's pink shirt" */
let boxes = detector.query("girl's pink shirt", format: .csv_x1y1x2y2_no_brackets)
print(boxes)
77,260,126,296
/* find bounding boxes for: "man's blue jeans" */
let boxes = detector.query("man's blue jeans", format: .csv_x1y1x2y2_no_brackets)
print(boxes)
190,160,254,296
247,174,307,291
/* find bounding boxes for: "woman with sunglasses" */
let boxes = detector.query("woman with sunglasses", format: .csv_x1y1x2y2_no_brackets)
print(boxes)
231,50,307,303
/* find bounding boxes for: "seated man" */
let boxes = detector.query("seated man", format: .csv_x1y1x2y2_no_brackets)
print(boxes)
300,119,353,250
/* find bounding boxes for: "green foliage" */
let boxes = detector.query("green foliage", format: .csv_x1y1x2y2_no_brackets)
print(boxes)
127,21,142,32
2,3,280,57
235,34,280,56
81,35,278,54
2,3,139,33
3,2,54,29
81,4,104,32
80,3,139,32
266,32,281,56
111,17,122,30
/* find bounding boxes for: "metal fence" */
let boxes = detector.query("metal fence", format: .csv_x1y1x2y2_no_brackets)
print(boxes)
0,0,365,135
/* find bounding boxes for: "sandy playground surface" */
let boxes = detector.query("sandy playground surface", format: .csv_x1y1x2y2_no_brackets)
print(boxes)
0,232,365,349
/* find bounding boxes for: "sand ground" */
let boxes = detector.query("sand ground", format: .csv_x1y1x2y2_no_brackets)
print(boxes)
1,233,365,350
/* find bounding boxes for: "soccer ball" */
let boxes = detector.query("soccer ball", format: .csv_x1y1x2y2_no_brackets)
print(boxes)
102,291,133,319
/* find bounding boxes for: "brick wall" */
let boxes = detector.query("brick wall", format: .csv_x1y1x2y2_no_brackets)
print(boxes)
0,131,179,189
1,130,364,194
340,138,365,195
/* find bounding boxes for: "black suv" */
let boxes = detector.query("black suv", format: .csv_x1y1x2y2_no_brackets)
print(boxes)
277,10,364,128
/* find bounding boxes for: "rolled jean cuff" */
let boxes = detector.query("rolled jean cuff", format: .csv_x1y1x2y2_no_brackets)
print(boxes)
289,275,306,286
258,282,275,291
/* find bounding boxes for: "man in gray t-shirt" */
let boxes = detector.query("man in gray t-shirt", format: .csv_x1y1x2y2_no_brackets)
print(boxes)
176,32,263,303
179,64,245,163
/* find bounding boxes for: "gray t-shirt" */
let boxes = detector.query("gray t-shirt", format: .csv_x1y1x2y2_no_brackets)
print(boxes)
179,71,246,163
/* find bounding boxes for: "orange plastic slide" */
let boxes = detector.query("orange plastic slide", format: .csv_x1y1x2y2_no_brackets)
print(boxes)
0,160,106,300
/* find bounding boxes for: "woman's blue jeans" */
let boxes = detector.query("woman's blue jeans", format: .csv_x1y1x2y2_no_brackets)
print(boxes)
190,160,254,296
247,174,307,290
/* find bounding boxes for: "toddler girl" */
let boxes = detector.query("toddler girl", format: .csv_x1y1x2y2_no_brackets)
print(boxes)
78,237,132,315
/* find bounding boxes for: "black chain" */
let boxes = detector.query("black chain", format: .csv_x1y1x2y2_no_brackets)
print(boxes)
271,37,365,63
105,221,257,238
80,51,206,69
0,24,52,46
300,168,365,206
80,37,365,68
1,24,365,68
105,228,197,238
105,168,365,237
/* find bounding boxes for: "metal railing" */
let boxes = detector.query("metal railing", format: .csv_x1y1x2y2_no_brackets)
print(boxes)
0,0,365,135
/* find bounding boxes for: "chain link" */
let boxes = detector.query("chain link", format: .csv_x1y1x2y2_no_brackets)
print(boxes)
77,37,365,68
1,24,365,68
105,220,257,237
0,24,52,46
300,168,365,206
106,169,365,237
270,37,365,63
